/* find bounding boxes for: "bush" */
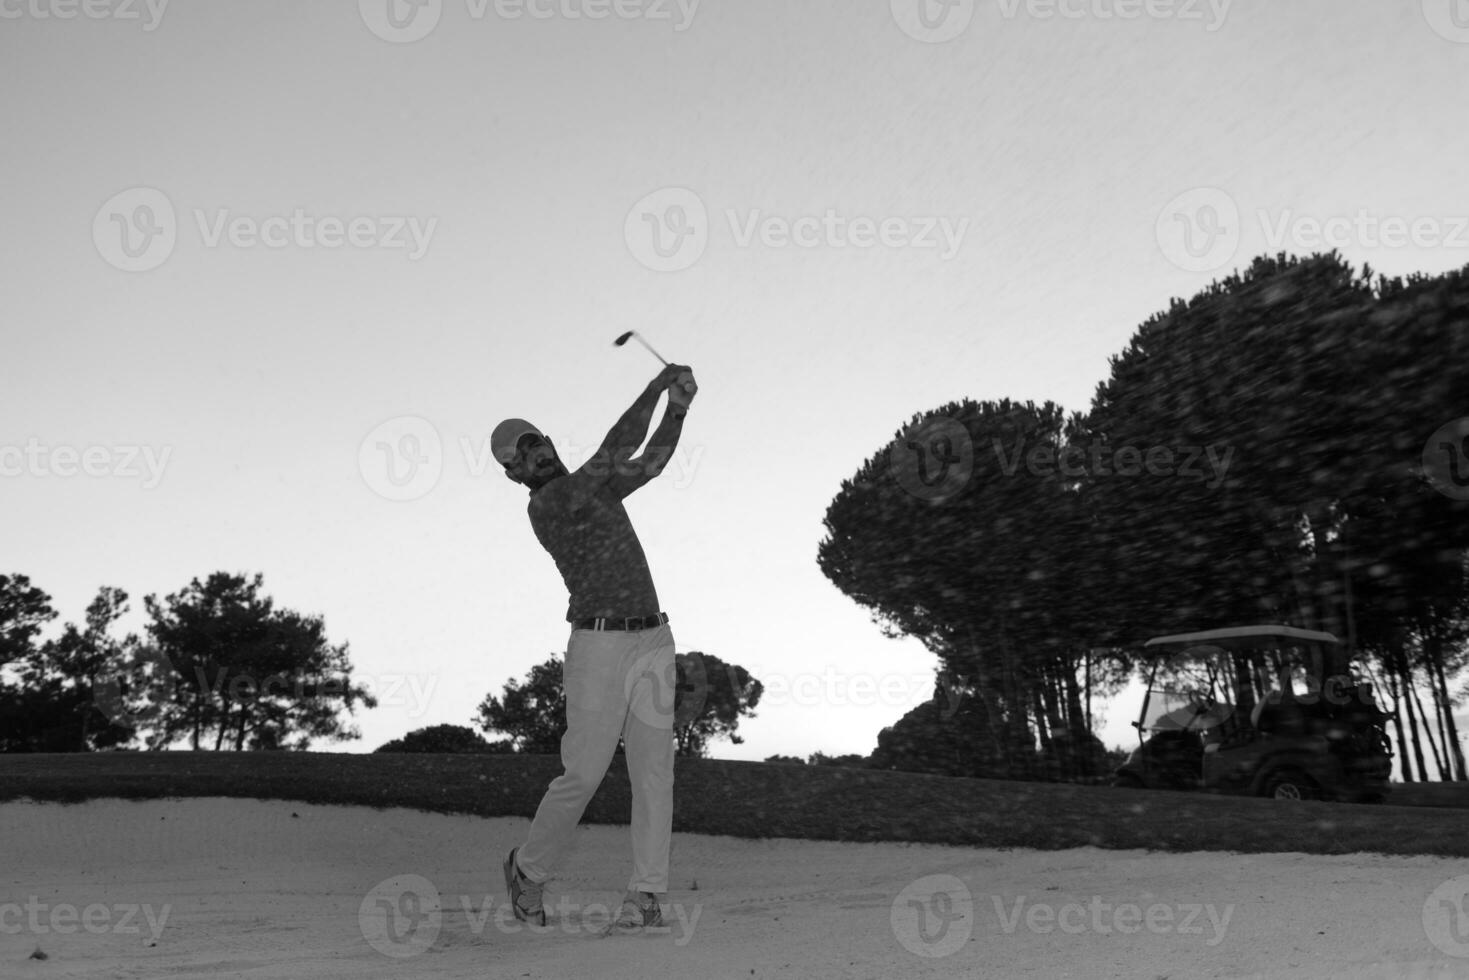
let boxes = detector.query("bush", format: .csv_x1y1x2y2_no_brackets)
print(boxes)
1039,728,1113,783
870,695,1010,779
374,724,513,754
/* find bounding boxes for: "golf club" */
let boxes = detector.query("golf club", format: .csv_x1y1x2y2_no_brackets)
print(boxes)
612,330,669,366
613,330,695,396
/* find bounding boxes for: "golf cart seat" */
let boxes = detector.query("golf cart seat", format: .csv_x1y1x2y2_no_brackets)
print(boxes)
1206,700,1248,747
1252,696,1308,737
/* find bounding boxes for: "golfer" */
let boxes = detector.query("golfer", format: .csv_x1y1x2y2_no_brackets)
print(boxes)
491,362,696,935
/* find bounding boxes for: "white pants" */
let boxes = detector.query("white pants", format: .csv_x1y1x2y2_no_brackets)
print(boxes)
517,623,676,894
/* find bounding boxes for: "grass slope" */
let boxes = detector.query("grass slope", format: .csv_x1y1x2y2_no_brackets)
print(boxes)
1,753,1465,857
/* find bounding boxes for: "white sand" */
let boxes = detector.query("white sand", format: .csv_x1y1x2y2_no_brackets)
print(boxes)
2,798,1466,980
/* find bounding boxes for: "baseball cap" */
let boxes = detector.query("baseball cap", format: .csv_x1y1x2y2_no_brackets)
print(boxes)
491,418,546,468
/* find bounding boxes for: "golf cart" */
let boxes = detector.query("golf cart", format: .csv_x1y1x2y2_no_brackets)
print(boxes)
1112,626,1392,802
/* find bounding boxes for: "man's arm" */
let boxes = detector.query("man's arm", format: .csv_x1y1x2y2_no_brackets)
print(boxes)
606,400,686,499
597,375,670,466
602,365,693,499
565,365,690,501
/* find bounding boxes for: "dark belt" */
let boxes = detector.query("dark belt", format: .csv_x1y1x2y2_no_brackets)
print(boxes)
573,612,669,632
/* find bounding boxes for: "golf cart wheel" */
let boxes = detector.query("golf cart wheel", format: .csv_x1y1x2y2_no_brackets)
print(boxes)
1112,773,1145,790
1263,770,1317,801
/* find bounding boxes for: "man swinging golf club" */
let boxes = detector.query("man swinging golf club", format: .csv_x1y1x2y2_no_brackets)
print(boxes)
491,357,697,935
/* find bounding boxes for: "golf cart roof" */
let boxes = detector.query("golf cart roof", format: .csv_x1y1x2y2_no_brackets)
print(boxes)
1143,625,1341,649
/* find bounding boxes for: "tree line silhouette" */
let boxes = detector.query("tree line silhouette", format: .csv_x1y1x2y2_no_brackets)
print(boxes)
0,572,375,752
820,253,1468,783
373,651,762,759
0,571,764,758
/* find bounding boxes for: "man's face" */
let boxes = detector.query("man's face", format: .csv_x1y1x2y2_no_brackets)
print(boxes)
506,433,563,487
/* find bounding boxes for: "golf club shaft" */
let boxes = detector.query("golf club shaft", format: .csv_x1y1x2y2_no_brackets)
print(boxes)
632,333,669,366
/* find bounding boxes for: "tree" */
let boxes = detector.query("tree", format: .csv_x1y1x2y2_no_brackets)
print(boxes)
376,724,513,754
1,581,140,753
142,572,375,750
477,656,567,753
674,652,763,758
477,651,762,757
1357,265,1469,780
819,399,1128,779
1084,253,1469,779
0,682,100,753
18,586,138,751
1083,253,1392,639
0,574,55,668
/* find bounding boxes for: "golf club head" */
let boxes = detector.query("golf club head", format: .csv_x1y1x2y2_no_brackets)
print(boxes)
613,331,636,347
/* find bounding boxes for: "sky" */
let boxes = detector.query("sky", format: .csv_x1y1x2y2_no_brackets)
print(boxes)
2,0,1467,765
